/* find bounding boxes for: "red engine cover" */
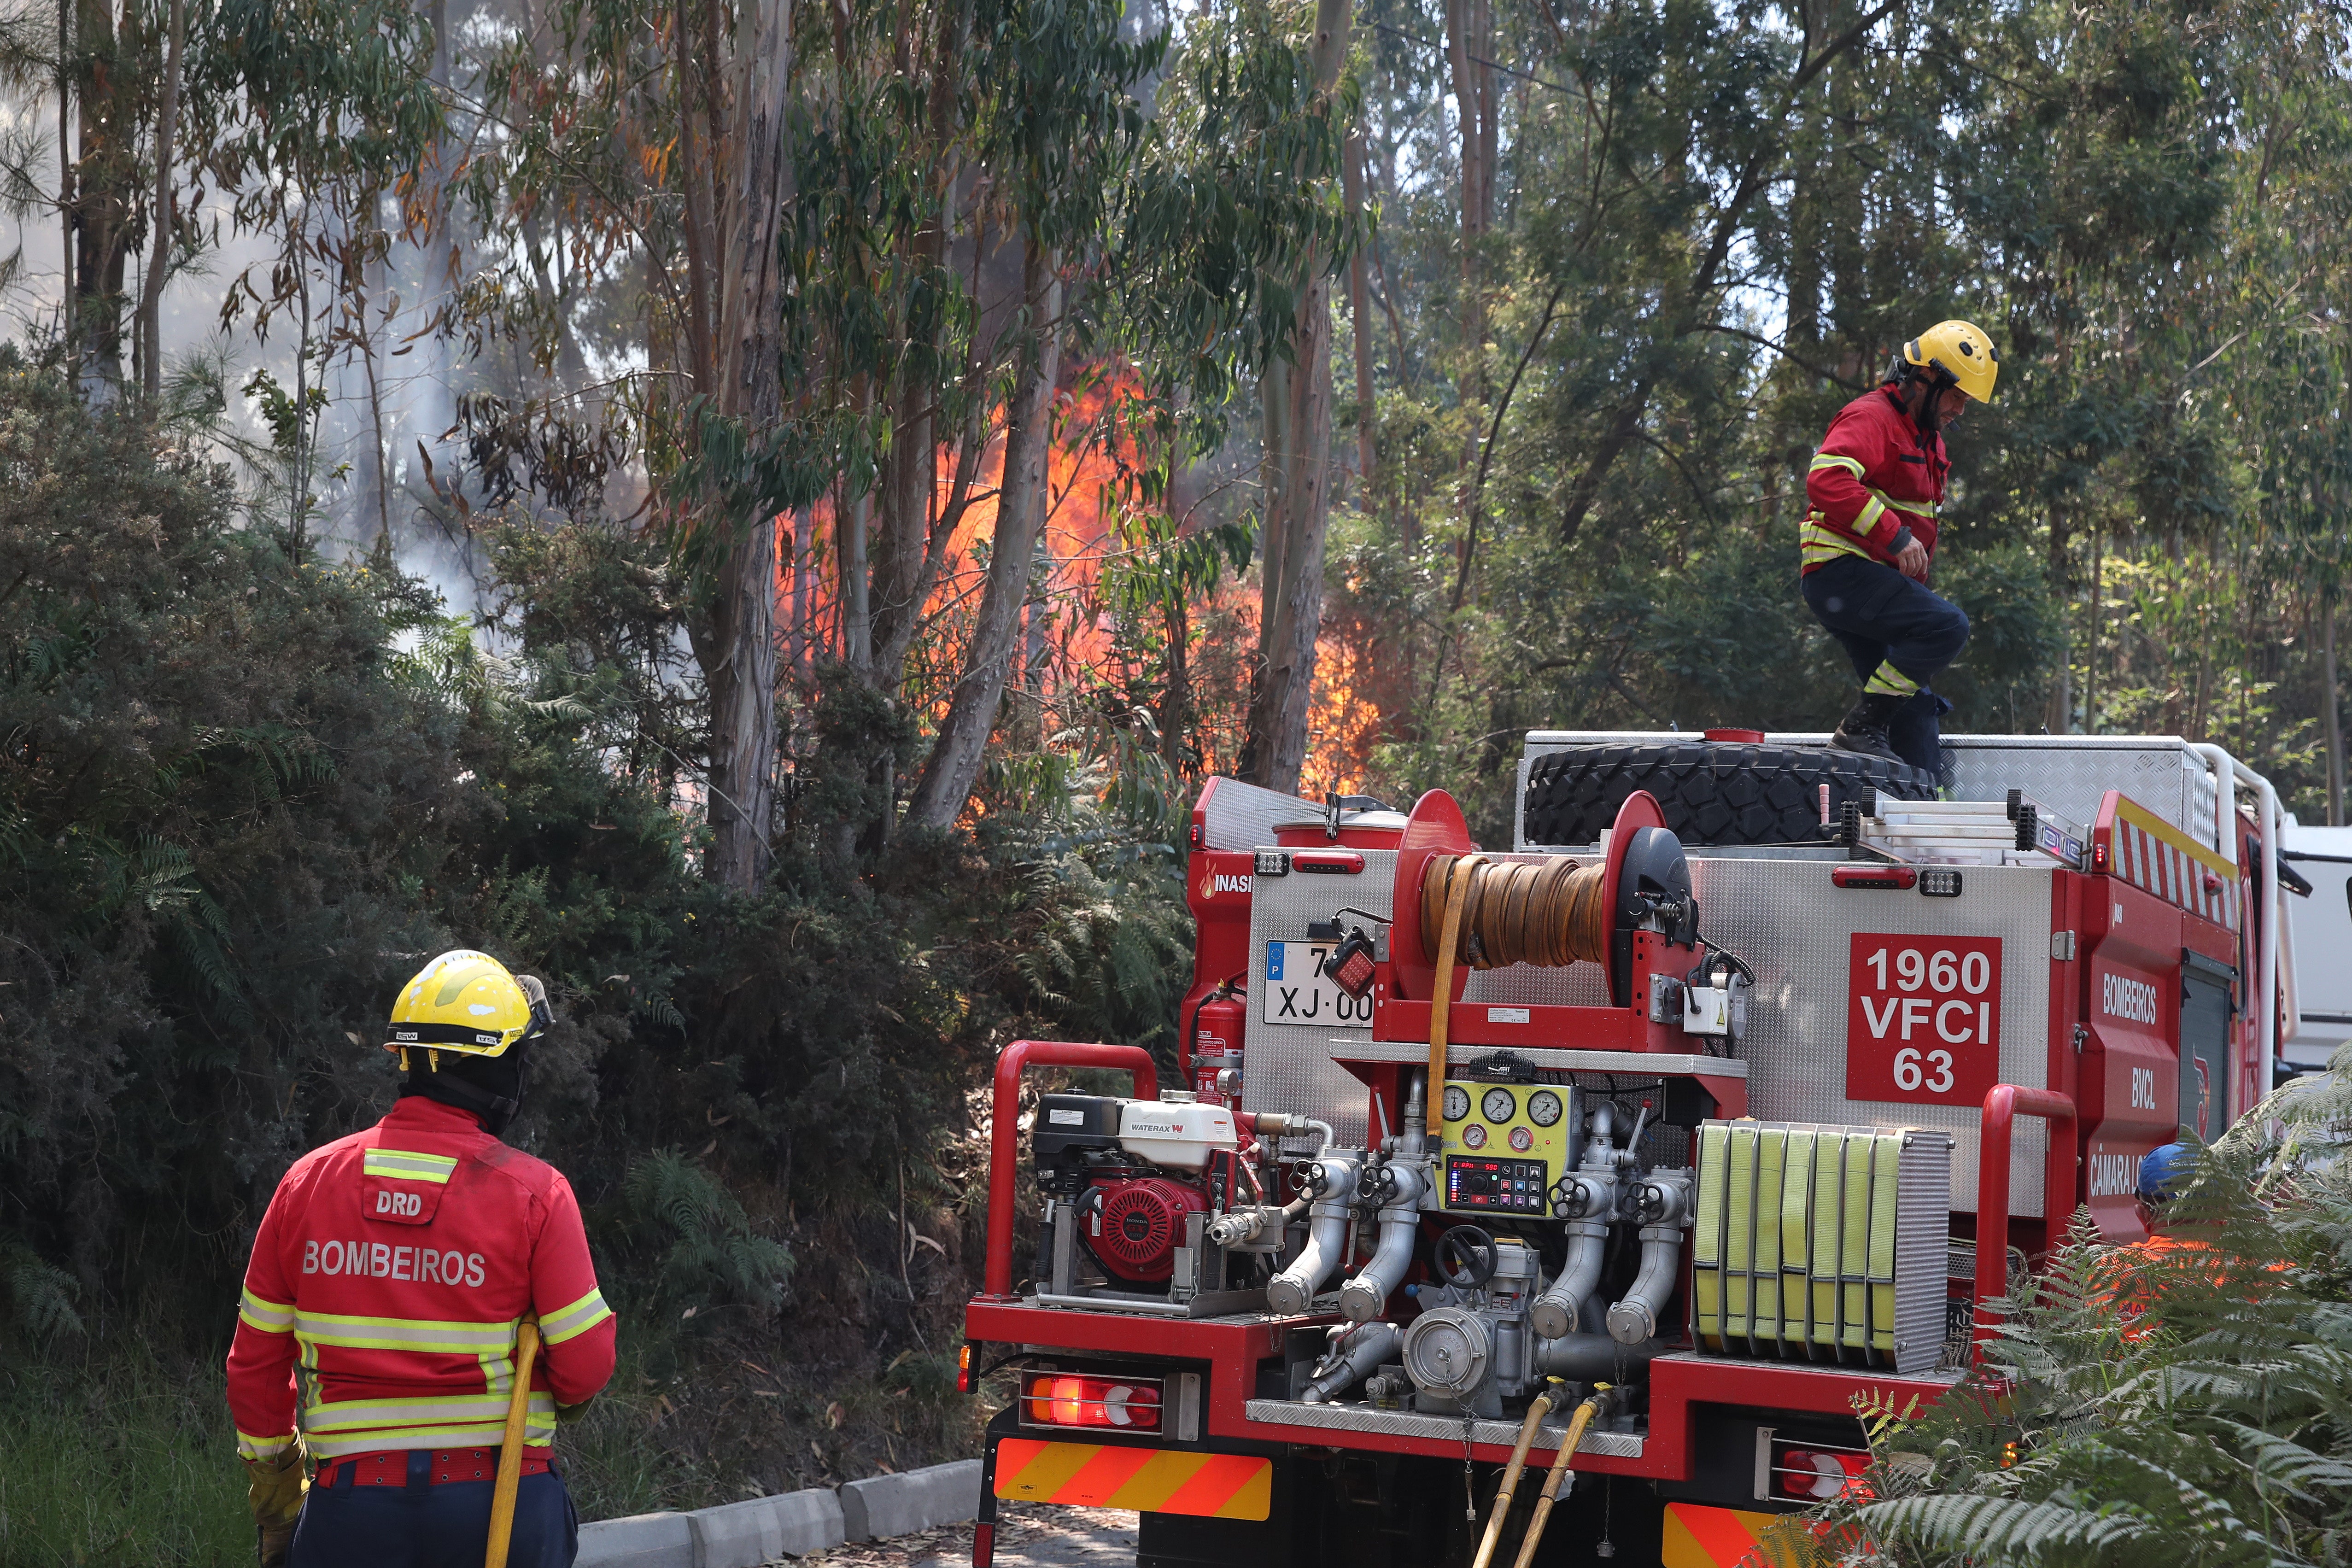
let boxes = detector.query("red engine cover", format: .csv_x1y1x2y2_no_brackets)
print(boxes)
1088,1176,1205,1282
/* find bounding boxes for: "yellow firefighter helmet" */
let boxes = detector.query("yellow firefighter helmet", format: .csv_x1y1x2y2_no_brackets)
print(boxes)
1901,320,1999,404
384,949,544,1060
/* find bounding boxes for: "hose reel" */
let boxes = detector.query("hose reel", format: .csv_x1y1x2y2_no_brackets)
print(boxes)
1390,789,1697,1142
1392,789,1696,1010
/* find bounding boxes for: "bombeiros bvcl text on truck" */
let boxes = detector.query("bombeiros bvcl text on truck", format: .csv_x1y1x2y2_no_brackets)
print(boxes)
955,729,2299,1568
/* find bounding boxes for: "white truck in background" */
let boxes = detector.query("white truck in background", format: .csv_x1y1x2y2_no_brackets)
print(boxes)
2282,821,2352,1075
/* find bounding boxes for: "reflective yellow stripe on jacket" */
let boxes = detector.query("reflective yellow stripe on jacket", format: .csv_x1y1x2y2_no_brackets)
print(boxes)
287,1310,559,1455
293,1309,520,1354
363,1148,459,1184
540,1287,614,1346
1801,452,1938,567
236,1428,297,1462
240,1288,296,1334
298,1389,559,1457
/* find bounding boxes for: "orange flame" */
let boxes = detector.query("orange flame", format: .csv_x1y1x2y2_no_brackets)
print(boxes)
774,363,1386,804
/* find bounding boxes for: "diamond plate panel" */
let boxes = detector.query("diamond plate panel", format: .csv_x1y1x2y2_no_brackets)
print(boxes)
1243,1399,1644,1456
1517,732,2225,852
1945,738,2216,848
1691,855,2054,1216
1245,851,1392,1146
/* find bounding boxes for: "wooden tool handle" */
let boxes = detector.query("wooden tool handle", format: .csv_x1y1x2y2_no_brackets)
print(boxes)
485,1318,543,1568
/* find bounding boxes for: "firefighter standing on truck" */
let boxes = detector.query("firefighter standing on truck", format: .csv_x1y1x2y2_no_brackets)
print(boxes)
227,950,617,1567
1801,320,2000,778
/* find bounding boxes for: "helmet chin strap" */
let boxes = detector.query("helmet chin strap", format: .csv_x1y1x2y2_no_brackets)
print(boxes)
1905,364,1957,442
400,1049,528,1135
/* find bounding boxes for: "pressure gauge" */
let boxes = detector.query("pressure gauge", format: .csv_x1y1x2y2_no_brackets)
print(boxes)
1482,1088,1517,1124
1462,1123,1487,1149
1527,1090,1563,1127
1443,1085,1471,1122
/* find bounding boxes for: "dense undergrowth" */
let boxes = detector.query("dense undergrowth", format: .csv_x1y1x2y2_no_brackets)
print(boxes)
1787,1064,2352,1568
0,359,1187,1560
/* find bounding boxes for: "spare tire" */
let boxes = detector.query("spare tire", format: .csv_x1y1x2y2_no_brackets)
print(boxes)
1521,742,1937,848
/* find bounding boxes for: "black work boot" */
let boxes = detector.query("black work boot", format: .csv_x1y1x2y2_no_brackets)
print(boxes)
1831,691,1907,764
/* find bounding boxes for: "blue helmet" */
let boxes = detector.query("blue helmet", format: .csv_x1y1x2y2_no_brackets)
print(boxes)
2137,1143,2195,1204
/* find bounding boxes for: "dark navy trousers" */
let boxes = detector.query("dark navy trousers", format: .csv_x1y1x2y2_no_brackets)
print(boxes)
288,1453,579,1568
1802,554,1970,778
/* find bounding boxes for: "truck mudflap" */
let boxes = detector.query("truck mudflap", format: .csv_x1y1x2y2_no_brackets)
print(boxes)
974,1401,1291,1568
994,1436,1272,1520
1662,1503,1799,1568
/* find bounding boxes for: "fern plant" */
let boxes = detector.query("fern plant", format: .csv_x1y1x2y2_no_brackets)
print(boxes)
1808,1060,2352,1568
616,1148,795,1324
0,1242,82,1341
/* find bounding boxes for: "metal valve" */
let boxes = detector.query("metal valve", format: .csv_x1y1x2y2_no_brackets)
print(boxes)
1632,1178,1683,1226
1551,1175,1597,1219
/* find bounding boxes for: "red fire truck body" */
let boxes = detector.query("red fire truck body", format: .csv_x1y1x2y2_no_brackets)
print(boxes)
960,733,2297,1568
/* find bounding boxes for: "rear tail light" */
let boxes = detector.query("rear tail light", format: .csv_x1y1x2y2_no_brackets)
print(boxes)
1773,1444,1872,1500
1020,1372,1163,1431
957,1342,975,1394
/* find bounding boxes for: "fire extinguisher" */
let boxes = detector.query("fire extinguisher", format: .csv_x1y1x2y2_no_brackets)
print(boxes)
1189,979,1246,1108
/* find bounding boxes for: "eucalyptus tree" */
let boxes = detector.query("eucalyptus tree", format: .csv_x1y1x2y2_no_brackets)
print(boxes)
4,0,439,429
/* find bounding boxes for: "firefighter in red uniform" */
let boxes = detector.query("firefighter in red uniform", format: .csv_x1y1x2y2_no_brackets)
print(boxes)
228,950,617,1566
1801,320,2000,777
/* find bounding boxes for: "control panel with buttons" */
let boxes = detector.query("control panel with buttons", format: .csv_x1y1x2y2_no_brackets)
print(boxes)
1438,1080,1570,1213
1445,1157,1553,1212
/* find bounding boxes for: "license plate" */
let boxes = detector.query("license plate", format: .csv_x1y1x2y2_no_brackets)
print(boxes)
1254,941,1374,1029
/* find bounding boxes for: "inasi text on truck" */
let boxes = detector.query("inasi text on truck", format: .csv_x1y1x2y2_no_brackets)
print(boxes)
954,731,2298,1568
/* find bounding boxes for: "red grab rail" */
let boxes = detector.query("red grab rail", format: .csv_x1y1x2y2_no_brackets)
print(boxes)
1972,1083,2076,1356
981,1039,1159,1300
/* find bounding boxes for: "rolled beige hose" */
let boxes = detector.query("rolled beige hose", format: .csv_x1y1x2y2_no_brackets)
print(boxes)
1470,1384,1559,1568
1510,1386,1609,1568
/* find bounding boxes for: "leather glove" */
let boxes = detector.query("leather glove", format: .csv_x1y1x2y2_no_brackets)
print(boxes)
556,1395,596,1426
246,1443,306,1566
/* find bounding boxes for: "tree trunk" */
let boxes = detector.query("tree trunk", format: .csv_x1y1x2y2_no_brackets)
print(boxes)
137,0,183,403
694,0,795,894
1343,129,1375,498
1242,316,1338,792
2086,521,2101,736
71,0,135,392
903,244,1064,831
701,521,781,890
2326,599,2343,826
1442,0,1492,408
56,0,71,362
675,0,717,393
1238,0,1350,792
2046,504,2071,733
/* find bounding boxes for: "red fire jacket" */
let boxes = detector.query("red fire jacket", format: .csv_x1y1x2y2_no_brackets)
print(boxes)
1802,384,1949,577
226,1095,617,1462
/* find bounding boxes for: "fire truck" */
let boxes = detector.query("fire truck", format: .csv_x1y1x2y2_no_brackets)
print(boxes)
958,731,2298,1568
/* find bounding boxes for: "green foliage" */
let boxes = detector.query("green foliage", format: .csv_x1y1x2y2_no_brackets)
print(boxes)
0,352,474,1318
1809,1104,2352,1567
982,747,1195,1071
1114,0,1360,433
615,1150,795,1320
0,1247,81,1343
0,1350,252,1565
